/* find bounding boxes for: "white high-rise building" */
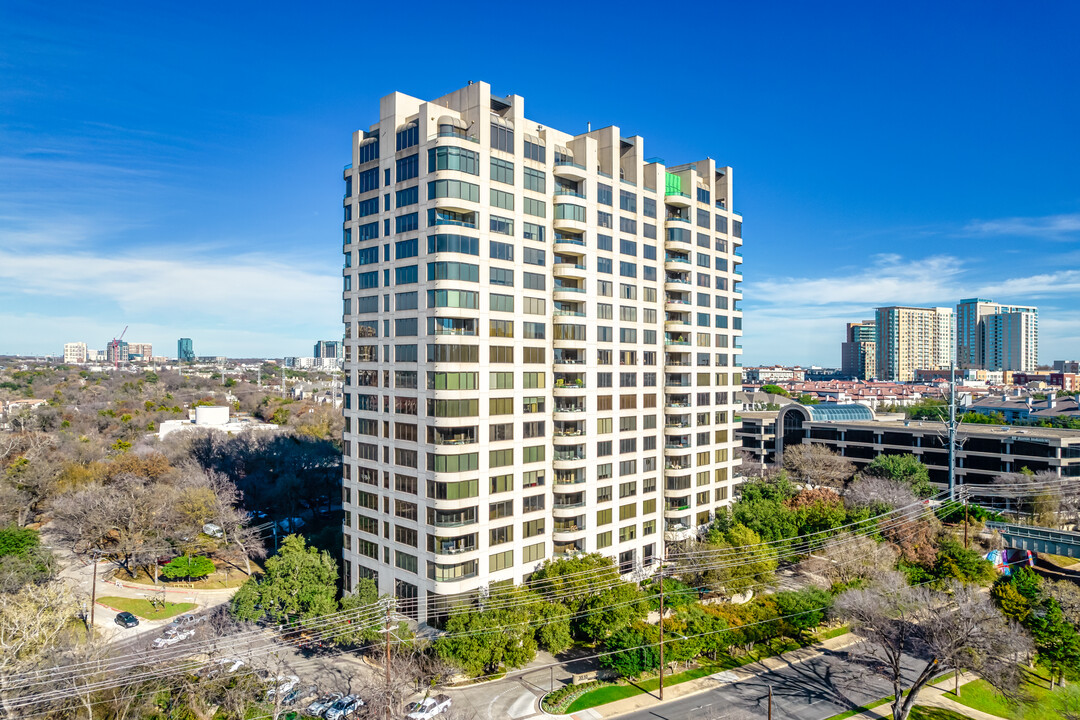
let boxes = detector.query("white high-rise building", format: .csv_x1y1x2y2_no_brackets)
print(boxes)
63,342,87,364
340,83,745,624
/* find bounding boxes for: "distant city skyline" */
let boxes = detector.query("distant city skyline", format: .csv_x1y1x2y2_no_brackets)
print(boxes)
2,3,1078,363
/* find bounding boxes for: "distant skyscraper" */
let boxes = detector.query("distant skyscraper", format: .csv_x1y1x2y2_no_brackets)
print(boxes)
956,298,1038,372
314,340,343,359
178,338,195,361
106,341,130,366
841,321,876,379
340,82,745,623
127,343,152,362
63,342,88,364
875,306,954,382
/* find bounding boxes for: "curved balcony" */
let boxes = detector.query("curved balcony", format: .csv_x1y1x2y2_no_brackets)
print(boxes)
552,351,585,369
664,318,692,332
553,456,588,471
664,442,693,457
664,258,691,272
553,286,586,302
664,216,691,230
554,236,587,255
665,231,692,249
664,353,691,368
665,298,691,312
552,522,587,540
553,310,585,324
434,195,478,214
664,463,692,477
663,423,692,436
553,382,587,397
553,262,587,281
553,215,588,234
552,404,586,420
664,277,691,292
553,336,586,350
664,376,691,390
665,191,692,208
553,160,588,182
553,432,586,446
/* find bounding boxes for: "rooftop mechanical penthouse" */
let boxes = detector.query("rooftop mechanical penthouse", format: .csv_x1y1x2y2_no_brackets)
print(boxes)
340,82,745,625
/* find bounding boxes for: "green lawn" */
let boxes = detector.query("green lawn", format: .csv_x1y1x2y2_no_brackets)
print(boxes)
909,709,972,720
97,596,196,621
945,671,1067,720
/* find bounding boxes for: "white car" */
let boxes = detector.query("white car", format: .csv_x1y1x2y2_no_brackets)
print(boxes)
265,674,300,699
152,628,195,648
305,692,342,717
405,694,452,719
324,694,363,720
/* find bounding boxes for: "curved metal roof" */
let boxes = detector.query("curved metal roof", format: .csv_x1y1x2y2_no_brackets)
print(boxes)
805,403,875,422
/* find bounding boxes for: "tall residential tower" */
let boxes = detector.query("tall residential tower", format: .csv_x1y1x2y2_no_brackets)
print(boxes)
956,298,1038,372
874,306,954,382
340,83,745,624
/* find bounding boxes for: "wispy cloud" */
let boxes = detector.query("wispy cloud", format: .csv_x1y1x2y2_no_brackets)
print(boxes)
0,249,338,327
963,213,1080,239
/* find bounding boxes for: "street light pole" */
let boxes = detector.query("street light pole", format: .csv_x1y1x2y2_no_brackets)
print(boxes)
658,550,665,701
88,550,101,631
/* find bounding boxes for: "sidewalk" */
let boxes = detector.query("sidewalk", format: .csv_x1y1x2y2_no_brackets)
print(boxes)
812,671,1006,720
587,632,863,718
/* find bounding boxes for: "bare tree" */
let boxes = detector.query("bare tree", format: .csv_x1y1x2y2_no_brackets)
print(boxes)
803,532,898,587
782,444,855,489
833,572,1032,720
844,473,920,512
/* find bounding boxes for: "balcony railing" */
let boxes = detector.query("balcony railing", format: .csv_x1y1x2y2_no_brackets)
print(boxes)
666,191,691,199
437,131,480,143
665,442,691,450
554,160,586,170
553,286,586,293
554,190,586,199
554,236,586,246
553,310,586,317
665,216,691,224
664,255,690,264
554,405,585,413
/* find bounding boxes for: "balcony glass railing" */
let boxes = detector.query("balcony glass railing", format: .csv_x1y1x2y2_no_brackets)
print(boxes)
553,310,586,317
554,521,586,532
554,160,586,170
554,404,585,413
554,236,586,246
437,130,480,143
554,450,587,462
665,216,690,224
554,262,587,271
665,441,691,449
666,190,691,198
554,190,586,199
555,472,586,485
664,255,690,264
553,285,586,293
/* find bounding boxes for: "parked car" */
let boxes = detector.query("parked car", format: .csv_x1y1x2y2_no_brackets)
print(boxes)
265,674,300,700
305,693,343,718
404,695,452,720
202,523,224,538
170,613,206,629
282,684,318,706
114,611,139,628
152,628,195,649
324,694,363,720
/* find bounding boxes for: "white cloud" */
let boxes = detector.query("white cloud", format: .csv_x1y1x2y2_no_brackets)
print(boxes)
0,249,339,332
963,213,1080,239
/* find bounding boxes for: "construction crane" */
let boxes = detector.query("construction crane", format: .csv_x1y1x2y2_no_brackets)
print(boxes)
110,326,128,369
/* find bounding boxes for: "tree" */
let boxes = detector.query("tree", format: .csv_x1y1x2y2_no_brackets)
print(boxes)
782,444,855,489
161,555,215,581
804,532,897,588
834,572,1031,720
774,587,832,640
863,454,933,498
788,487,848,536
529,553,647,641
599,623,660,677
930,538,995,585
844,473,921,513
434,602,537,677
719,524,778,596
229,534,338,623
759,384,790,397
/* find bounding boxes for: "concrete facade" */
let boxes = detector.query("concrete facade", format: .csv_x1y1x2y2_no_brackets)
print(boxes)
340,82,744,623
63,342,87,364
841,320,876,380
874,306,954,382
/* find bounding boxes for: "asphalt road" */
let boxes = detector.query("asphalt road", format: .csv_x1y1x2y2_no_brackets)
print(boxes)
617,643,926,720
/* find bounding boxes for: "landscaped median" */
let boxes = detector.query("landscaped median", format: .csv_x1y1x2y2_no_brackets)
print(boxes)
96,596,195,621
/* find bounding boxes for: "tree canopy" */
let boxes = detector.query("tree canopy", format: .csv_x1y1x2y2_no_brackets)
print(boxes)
229,534,338,623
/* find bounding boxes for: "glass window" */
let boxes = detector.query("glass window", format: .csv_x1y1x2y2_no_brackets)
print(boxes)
524,167,546,193
597,183,613,206
490,157,514,185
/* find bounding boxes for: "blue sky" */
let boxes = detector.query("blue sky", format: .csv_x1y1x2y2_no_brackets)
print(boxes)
1,1,1078,364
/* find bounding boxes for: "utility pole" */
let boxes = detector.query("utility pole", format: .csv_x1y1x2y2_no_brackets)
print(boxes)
658,549,665,701
948,361,958,501
963,486,970,549
281,365,285,399
380,597,396,720
768,685,773,720
88,549,102,631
